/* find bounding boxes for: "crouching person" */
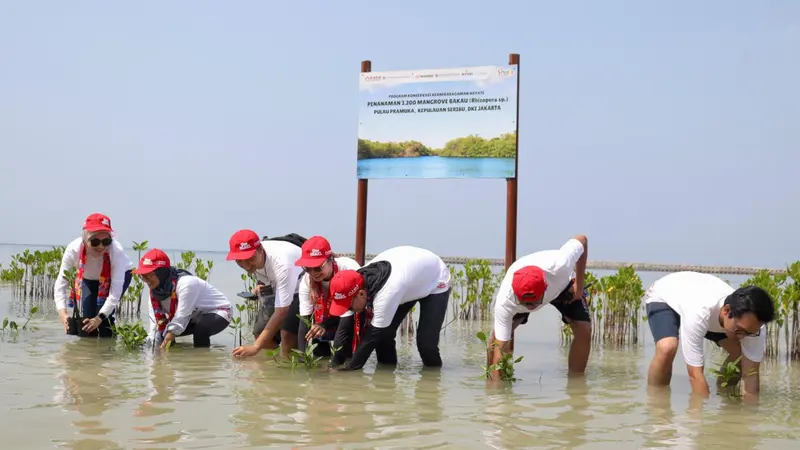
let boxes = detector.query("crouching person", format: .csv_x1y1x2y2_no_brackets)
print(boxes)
644,271,775,400
294,236,361,357
327,246,451,371
135,249,232,349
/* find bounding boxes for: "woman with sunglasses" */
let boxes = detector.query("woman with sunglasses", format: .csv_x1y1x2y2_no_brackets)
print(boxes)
293,236,361,357
53,213,134,337
135,248,232,349
488,235,590,381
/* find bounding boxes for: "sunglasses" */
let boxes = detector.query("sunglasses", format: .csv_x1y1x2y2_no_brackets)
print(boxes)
89,237,113,247
304,259,330,274
733,321,761,337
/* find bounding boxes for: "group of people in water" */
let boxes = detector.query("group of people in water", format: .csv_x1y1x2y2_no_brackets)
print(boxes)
52,213,776,400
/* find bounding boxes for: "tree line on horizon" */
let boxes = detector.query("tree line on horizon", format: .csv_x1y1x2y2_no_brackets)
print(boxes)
357,131,516,160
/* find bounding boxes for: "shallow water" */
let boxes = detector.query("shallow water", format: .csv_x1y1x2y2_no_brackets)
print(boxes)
1,244,799,449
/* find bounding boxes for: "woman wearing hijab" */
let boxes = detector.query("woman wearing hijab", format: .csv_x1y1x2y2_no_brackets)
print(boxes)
135,248,232,349
294,236,361,357
53,213,134,337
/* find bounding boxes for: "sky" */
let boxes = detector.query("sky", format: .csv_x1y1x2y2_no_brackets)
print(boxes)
0,1,798,269
358,70,518,149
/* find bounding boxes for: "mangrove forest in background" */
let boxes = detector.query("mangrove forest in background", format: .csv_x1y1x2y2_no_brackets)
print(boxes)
357,131,517,160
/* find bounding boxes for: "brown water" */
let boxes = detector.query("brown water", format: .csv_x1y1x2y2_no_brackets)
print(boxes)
2,245,800,449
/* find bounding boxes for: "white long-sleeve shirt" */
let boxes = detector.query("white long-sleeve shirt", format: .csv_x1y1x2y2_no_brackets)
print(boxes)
252,239,304,308
148,275,232,339
53,237,134,316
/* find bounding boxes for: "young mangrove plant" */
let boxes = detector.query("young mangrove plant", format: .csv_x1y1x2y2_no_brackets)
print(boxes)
449,260,504,321
476,330,522,382
0,306,40,336
229,303,247,347
111,321,149,351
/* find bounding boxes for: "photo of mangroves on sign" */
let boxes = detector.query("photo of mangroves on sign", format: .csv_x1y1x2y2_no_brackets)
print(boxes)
357,65,519,179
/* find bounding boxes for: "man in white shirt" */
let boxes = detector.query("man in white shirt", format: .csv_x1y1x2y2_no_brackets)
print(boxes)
226,229,305,358
326,246,452,371
135,248,232,348
488,235,590,380
644,271,775,399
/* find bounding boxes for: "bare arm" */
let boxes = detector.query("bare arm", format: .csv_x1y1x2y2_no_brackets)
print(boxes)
572,234,588,299
686,364,710,397
741,357,760,401
487,331,509,381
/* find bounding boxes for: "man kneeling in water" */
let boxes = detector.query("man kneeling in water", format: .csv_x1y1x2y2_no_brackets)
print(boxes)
135,249,233,349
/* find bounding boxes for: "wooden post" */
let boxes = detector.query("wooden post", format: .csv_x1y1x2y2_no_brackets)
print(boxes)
355,60,371,266
505,53,520,271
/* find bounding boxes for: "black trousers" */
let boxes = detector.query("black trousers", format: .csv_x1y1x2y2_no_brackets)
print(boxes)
178,313,230,347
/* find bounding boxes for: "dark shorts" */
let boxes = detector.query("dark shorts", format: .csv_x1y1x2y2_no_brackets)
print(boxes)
645,301,727,346
513,279,591,326
252,292,301,344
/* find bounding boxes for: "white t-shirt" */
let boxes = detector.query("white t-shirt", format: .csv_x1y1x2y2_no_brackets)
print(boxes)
53,237,135,316
298,256,362,316
644,271,766,367
493,238,585,341
341,246,451,329
252,239,304,308
148,275,232,339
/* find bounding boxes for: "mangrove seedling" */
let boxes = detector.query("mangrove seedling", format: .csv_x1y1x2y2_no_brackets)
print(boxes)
112,321,149,351
1,306,41,335
477,331,522,382
228,303,247,347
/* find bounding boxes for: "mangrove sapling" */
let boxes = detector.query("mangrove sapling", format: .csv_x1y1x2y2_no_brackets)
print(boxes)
112,322,149,351
1,306,41,336
228,303,247,347
708,355,758,398
476,331,522,382
131,240,149,314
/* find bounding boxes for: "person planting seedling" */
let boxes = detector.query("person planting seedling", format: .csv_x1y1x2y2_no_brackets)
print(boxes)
293,235,361,357
326,245,451,371
644,271,775,400
53,213,135,338
487,235,591,380
136,249,232,349
227,229,307,359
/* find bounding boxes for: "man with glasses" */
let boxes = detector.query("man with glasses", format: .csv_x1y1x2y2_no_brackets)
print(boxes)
644,272,775,399
487,235,590,380
226,229,305,358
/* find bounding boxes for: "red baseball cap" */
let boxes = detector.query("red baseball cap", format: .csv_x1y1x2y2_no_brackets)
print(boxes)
295,236,333,268
328,270,365,316
226,229,262,261
83,213,113,233
512,266,548,303
134,249,171,274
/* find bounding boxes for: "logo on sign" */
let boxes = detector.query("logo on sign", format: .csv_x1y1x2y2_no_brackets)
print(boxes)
496,68,515,77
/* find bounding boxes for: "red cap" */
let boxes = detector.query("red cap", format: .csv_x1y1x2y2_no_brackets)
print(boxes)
134,249,171,274
83,213,113,233
512,266,548,303
328,270,365,316
226,229,262,261
295,236,333,267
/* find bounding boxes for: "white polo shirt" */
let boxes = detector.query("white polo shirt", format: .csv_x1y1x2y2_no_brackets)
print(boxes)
341,246,451,328
148,275,232,339
493,238,585,341
298,256,362,316
252,239,304,308
53,237,135,316
644,271,767,367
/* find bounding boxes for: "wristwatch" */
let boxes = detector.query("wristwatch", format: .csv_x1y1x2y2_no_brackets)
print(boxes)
97,313,107,322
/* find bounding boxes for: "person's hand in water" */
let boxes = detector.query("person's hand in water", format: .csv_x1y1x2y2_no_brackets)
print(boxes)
82,316,102,333
58,309,69,332
232,344,262,357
